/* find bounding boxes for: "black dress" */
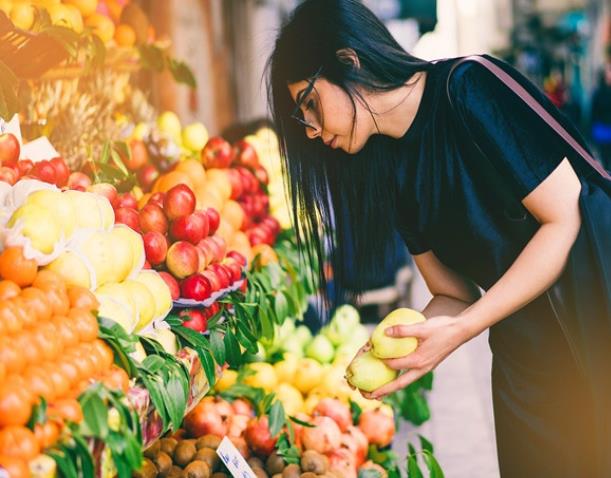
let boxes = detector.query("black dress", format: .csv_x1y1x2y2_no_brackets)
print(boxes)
394,56,605,477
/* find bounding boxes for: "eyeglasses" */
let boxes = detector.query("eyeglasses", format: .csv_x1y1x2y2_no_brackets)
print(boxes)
290,66,323,131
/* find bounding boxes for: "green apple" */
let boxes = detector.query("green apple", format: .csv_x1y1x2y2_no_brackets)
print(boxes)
281,336,304,358
294,324,313,346
182,122,209,152
305,334,335,364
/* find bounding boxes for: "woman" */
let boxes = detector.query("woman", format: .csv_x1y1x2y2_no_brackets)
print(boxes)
267,1,611,476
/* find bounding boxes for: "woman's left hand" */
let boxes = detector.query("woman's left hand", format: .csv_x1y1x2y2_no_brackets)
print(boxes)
363,315,472,400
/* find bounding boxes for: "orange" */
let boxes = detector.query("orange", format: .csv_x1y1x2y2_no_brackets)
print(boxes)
44,365,70,399
54,318,80,348
34,421,60,449
32,324,61,361
251,244,279,266
152,171,194,194
85,13,115,44
68,380,91,399
56,360,80,389
222,200,245,231
49,399,83,424
0,339,25,374
68,308,99,342
175,159,207,188
0,381,32,427
66,285,99,311
13,330,42,366
91,339,114,371
10,297,35,328
20,287,51,322
0,301,22,335
0,247,37,287
32,270,65,291
43,286,70,317
23,366,55,402
0,280,20,300
0,363,4,384
0,455,29,478
0,426,40,460
114,23,136,47
65,353,96,382
101,365,130,393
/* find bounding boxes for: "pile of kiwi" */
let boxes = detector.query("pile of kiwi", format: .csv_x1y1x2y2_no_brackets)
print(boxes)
133,436,337,478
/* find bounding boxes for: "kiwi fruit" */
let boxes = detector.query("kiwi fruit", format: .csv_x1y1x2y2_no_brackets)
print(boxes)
252,468,269,478
183,460,212,478
282,464,301,478
266,453,286,475
143,441,161,459
300,451,327,474
194,448,220,471
196,435,222,450
247,457,264,469
133,458,157,478
174,441,197,467
166,465,183,478
299,473,317,478
153,452,173,477
160,438,179,456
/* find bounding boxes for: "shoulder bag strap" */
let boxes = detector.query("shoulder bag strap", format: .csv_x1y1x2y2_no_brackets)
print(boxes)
447,55,611,181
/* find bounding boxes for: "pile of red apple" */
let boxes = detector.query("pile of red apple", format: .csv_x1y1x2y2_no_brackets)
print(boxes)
0,131,95,189
110,181,247,304
202,137,280,247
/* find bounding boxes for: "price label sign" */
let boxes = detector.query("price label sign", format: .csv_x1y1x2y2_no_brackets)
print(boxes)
216,436,257,478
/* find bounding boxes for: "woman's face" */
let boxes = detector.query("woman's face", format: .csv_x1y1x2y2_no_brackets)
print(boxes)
288,78,374,154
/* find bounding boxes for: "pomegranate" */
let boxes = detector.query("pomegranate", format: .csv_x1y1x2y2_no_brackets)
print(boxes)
301,416,341,454
184,403,227,438
314,398,352,432
342,426,368,467
227,414,250,438
244,416,277,457
358,409,395,448
327,448,357,478
232,398,254,416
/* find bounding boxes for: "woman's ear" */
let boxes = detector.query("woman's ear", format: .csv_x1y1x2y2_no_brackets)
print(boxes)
336,48,361,69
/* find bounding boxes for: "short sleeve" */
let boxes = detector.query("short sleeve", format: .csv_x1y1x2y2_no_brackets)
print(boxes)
449,56,582,200
396,221,430,255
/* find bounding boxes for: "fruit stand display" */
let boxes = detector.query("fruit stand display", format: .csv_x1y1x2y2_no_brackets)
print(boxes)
0,2,445,477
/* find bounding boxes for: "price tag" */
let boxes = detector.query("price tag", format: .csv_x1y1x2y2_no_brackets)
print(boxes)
216,436,257,478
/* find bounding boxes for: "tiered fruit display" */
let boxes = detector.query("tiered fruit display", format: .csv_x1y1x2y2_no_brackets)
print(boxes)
0,247,128,473
0,0,154,48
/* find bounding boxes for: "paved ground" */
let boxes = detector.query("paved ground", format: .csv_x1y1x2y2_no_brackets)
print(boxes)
390,271,501,477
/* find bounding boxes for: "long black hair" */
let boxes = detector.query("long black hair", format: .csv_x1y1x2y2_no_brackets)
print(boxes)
267,0,432,306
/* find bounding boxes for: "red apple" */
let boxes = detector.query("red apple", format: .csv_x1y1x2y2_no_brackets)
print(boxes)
196,240,215,267
254,167,269,185
0,167,17,185
115,192,138,210
180,274,212,301
193,210,210,235
222,258,243,283
147,191,165,209
208,263,231,289
139,204,168,234
201,268,222,293
226,250,247,267
204,302,221,319
137,164,159,192
0,133,20,167
49,157,70,187
227,169,244,200
262,216,280,235
179,308,207,332
209,236,227,262
247,228,267,246
31,160,57,184
123,139,148,171
159,271,180,300
205,208,220,235
164,184,196,221
166,241,199,279
143,231,168,265
201,137,233,169
17,159,33,176
237,167,259,194
67,171,92,190
114,207,141,232
170,213,206,244
88,183,118,208
232,139,259,169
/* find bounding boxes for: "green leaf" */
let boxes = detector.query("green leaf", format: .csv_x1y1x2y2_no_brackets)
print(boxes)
27,397,47,428
139,373,169,430
72,433,95,478
138,44,166,71
408,443,417,456
422,451,445,478
48,449,79,478
419,371,434,391
235,319,258,354
349,399,362,425
407,454,424,478
80,393,109,438
110,148,129,177
289,415,314,427
419,434,434,454
168,58,197,88
223,331,241,368
141,354,166,374
258,304,275,340
165,370,188,431
199,348,217,388
274,291,289,322
268,400,286,437
210,330,226,365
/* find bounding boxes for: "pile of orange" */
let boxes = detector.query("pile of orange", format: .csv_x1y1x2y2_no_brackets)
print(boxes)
0,246,131,472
